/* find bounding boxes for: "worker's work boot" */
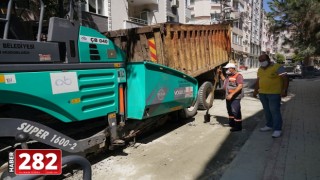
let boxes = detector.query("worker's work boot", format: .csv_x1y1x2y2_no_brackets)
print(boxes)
230,121,242,132
229,118,235,127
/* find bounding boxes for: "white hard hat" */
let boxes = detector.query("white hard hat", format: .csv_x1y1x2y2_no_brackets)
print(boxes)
223,63,236,68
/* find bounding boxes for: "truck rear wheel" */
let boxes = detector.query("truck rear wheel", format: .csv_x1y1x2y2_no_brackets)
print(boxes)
198,81,213,110
179,97,199,119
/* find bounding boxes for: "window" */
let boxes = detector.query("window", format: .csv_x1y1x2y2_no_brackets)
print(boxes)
233,21,239,28
167,16,175,22
239,36,243,46
233,20,243,30
225,12,231,19
190,0,195,5
211,0,220,3
89,0,103,14
141,11,149,22
211,12,220,21
232,33,238,44
233,2,239,11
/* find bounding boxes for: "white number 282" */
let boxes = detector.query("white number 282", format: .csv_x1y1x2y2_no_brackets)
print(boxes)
19,153,57,170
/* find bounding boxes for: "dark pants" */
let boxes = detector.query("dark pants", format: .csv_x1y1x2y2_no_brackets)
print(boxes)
259,94,282,130
226,99,242,121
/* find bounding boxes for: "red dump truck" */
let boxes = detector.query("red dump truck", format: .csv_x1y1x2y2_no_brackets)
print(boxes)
106,23,232,117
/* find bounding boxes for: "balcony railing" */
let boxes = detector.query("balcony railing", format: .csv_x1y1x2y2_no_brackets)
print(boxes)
128,17,148,25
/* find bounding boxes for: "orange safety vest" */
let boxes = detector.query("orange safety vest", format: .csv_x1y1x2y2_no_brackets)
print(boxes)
227,73,240,94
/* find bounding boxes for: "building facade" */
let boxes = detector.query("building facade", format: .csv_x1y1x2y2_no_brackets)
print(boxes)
274,30,295,63
81,0,191,31
230,0,245,68
261,11,275,58
248,0,262,68
189,0,223,24
189,0,264,69
80,0,265,68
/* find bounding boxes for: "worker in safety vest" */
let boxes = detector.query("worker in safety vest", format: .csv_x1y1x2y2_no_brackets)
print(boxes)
218,62,244,131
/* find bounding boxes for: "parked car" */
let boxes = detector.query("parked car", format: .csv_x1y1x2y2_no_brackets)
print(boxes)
285,64,303,79
239,65,248,71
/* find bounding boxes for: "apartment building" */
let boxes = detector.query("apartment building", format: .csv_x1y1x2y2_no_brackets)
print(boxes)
261,11,275,57
189,0,223,24
274,30,295,63
230,0,245,67
249,0,262,67
189,0,260,69
81,0,264,68
242,0,252,67
81,0,191,31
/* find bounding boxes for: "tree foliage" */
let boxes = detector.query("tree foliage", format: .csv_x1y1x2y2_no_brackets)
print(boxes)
275,52,285,63
267,0,320,61
292,53,304,63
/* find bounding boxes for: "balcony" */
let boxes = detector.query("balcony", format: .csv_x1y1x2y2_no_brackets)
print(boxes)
210,0,221,6
124,19,146,29
230,11,240,20
128,0,158,5
128,17,148,25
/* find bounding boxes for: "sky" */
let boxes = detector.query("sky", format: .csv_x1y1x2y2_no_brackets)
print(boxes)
263,0,272,12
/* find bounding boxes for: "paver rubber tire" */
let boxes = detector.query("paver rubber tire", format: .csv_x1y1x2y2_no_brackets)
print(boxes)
179,97,199,119
198,81,213,110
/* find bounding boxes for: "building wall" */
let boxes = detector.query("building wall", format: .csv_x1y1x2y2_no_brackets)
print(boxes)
261,11,268,53
231,0,245,65
84,0,196,30
248,0,262,68
261,10,274,56
188,0,264,69
178,0,190,23
110,0,128,30
274,30,295,63
194,1,211,17
190,0,222,24
242,0,251,55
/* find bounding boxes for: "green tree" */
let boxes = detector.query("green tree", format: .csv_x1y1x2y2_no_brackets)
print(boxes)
292,53,304,63
275,53,285,64
267,0,320,65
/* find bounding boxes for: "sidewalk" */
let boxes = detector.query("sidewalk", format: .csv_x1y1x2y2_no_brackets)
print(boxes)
221,76,320,180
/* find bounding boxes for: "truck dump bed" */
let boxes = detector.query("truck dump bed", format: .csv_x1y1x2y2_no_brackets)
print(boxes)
105,23,231,77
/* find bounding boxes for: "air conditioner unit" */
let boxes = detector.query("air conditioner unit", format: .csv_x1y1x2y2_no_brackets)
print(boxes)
172,0,179,7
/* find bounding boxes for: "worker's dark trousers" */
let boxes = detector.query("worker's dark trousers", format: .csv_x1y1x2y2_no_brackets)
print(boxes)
226,99,242,130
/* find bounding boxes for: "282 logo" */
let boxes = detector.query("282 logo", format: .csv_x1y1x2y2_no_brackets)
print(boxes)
15,149,62,175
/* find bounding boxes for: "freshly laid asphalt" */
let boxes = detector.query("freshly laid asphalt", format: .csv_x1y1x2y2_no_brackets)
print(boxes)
221,69,320,180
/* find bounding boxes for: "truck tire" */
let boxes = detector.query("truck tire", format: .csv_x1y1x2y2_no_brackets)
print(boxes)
198,81,213,110
179,97,199,119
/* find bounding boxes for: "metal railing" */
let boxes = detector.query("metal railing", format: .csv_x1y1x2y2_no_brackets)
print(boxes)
128,17,148,25
1,0,45,41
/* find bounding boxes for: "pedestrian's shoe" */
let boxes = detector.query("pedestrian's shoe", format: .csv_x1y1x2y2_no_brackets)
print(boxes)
230,121,242,132
229,118,235,127
260,126,272,132
272,131,282,138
